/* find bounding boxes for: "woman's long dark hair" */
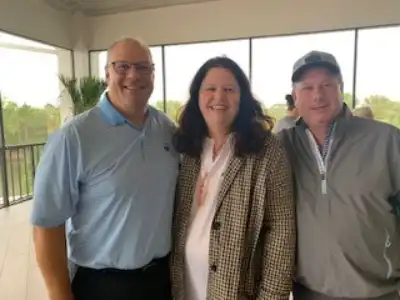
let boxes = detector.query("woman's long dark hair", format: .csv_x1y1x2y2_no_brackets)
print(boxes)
173,56,274,158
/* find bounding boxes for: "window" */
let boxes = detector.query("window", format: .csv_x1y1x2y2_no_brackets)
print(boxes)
0,32,55,50
0,48,60,144
0,31,72,204
97,50,107,78
355,26,400,127
95,46,164,107
148,46,164,107
164,40,250,121
251,31,356,121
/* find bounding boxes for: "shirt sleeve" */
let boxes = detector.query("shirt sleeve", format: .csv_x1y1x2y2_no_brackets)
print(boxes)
31,129,80,227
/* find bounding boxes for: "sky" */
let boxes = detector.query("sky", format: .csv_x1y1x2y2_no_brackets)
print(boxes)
1,26,400,108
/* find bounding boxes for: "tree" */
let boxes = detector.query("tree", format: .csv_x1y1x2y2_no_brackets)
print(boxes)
363,95,400,128
2,99,60,145
59,75,107,115
260,92,400,129
265,104,286,122
0,93,398,148
343,93,356,108
154,100,184,123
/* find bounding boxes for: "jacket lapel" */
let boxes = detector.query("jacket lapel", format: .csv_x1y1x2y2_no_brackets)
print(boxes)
215,155,244,212
178,154,244,246
178,156,200,250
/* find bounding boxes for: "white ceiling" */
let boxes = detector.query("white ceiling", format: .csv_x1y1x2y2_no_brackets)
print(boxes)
44,0,219,16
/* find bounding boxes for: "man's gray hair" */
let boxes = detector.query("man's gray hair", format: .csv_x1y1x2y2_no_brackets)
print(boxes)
106,37,152,64
291,73,344,92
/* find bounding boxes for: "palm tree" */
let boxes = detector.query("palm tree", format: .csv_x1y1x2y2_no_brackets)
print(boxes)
59,75,107,115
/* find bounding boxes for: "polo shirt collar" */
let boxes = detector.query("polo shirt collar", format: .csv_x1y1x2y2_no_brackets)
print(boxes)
98,92,152,127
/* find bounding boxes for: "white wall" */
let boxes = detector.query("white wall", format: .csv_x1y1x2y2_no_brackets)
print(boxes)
88,0,400,50
2,0,400,51
0,0,72,49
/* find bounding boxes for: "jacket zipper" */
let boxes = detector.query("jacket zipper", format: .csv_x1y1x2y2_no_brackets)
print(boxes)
306,129,334,195
383,229,393,279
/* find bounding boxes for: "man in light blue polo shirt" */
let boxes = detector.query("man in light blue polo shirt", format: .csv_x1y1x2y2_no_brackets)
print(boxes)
31,38,179,300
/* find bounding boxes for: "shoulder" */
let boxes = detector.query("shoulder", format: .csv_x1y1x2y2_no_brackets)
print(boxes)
352,117,400,151
149,106,177,133
149,106,176,128
63,107,103,135
348,116,398,139
276,125,295,144
62,107,102,132
253,134,289,167
46,108,101,152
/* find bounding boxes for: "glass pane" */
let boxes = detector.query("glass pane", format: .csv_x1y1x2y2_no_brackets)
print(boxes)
355,26,400,127
98,51,107,78
164,40,250,121
0,33,69,204
0,48,61,145
148,46,164,107
0,31,55,50
252,31,356,122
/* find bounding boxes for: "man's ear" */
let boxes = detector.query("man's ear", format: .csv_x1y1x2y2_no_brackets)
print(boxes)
105,67,110,85
291,89,297,106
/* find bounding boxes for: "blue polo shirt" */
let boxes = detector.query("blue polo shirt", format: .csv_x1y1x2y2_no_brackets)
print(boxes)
31,94,179,270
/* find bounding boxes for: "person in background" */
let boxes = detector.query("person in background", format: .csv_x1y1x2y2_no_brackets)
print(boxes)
31,37,179,300
273,94,299,133
279,50,400,300
170,56,296,300
353,105,375,119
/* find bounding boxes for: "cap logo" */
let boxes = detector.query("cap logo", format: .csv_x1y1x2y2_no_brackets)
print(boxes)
305,54,323,63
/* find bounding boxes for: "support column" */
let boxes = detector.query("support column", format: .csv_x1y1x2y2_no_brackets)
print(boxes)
90,52,100,77
71,11,90,79
58,11,91,124
57,49,74,124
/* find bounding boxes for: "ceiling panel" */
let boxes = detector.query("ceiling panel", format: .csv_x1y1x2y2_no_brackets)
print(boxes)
44,0,219,16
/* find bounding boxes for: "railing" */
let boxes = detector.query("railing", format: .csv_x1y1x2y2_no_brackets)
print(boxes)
0,143,45,207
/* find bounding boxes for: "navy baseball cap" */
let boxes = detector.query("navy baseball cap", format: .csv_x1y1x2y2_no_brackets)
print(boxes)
291,50,342,82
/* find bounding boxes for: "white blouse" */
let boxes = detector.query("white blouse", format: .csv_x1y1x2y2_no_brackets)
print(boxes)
184,136,233,300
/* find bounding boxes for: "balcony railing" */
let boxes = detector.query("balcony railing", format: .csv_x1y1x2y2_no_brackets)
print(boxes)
0,143,45,207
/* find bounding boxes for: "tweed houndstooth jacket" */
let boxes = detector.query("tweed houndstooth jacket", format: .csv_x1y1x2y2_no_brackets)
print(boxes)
170,135,296,300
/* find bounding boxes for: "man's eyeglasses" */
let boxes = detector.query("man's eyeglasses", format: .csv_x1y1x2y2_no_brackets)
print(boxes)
109,61,154,75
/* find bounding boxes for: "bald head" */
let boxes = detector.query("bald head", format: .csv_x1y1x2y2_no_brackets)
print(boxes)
106,37,152,65
353,106,374,119
105,37,155,120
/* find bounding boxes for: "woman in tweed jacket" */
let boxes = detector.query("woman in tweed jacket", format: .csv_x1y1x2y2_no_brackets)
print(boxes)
171,56,296,300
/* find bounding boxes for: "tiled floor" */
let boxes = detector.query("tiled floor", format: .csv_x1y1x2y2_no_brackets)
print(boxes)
0,201,294,300
0,201,47,300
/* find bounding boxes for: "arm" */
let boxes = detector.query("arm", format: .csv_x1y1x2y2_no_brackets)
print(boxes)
31,130,80,300
257,142,296,300
33,225,72,300
389,127,400,216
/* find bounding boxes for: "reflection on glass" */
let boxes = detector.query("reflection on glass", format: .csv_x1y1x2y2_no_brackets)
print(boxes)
251,31,356,121
356,26,400,128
